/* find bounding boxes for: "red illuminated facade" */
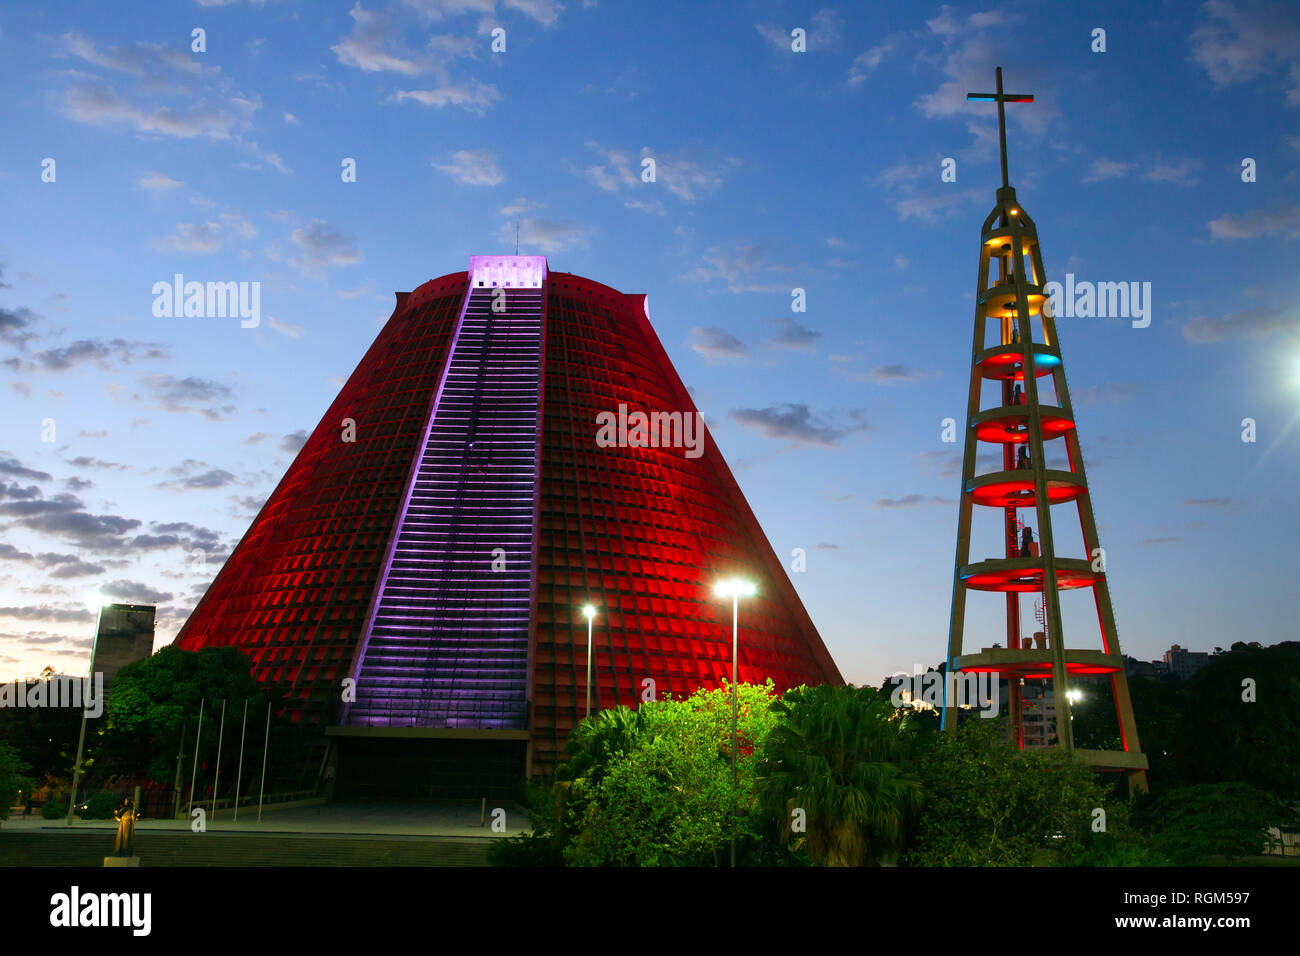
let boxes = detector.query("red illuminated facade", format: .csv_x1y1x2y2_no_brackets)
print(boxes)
176,256,841,781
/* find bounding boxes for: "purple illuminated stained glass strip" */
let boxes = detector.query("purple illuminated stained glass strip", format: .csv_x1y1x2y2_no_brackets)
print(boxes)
344,257,548,729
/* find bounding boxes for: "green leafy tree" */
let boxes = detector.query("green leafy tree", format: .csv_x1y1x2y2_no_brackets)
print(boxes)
1124,677,1189,790
561,681,780,866
0,667,85,780
557,705,653,795
756,683,923,866
908,718,1123,866
1144,782,1296,865
1175,642,1300,800
99,645,273,786
0,742,33,821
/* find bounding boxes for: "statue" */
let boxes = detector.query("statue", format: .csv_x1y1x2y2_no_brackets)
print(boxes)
112,799,139,857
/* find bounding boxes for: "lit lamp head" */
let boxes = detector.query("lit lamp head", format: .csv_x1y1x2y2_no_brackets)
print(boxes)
1066,688,1083,704
713,578,757,599
581,605,597,621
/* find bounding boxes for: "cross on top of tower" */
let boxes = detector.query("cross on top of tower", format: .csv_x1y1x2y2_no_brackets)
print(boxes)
967,66,1033,190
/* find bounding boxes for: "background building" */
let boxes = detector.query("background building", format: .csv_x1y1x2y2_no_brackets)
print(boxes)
176,256,842,796
91,603,156,688
1163,644,1210,680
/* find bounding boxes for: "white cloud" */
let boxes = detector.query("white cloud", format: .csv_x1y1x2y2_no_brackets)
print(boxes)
267,318,304,338
432,148,503,185
1191,0,1300,102
1082,159,1135,183
576,142,739,203
137,171,183,191
1208,205,1300,239
332,3,427,75
499,197,545,217
219,213,256,238
61,84,247,140
1142,157,1203,186
848,41,895,85
503,0,563,26
290,220,362,275
161,222,223,253
496,217,590,253
756,8,841,52
682,242,797,294
689,326,746,360
393,80,501,114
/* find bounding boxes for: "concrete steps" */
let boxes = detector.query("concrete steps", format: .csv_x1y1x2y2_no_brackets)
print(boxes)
0,831,492,867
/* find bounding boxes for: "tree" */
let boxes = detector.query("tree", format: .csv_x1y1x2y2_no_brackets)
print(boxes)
0,669,85,781
1069,676,1189,791
756,683,923,866
908,718,1123,866
1174,642,1300,800
560,681,780,866
0,742,33,821
1124,676,1189,790
1144,783,1296,865
99,645,273,786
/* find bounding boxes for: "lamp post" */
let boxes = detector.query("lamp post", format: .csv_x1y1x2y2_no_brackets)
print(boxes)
582,604,597,718
67,593,105,825
713,577,756,867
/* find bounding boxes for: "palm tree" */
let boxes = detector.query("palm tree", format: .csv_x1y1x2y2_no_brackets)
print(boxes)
552,706,656,840
757,684,922,866
557,705,652,790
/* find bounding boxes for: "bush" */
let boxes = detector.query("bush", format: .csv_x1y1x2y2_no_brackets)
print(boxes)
80,792,119,820
560,683,780,867
0,743,31,822
486,830,564,867
486,778,566,867
42,802,66,820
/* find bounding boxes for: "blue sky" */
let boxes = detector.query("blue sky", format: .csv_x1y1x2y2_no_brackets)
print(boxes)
1,0,1298,686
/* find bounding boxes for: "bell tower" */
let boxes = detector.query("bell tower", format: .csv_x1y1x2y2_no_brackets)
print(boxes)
941,68,1148,793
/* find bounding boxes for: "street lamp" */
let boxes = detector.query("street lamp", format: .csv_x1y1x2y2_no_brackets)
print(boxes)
582,604,597,719
713,577,756,867
68,592,105,825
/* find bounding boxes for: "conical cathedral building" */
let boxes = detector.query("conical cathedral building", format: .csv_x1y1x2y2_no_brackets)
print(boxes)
176,256,841,794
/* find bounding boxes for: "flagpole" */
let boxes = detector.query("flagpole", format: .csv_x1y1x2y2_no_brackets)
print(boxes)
257,701,270,822
66,599,104,825
233,699,248,822
187,698,205,818
212,700,226,817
